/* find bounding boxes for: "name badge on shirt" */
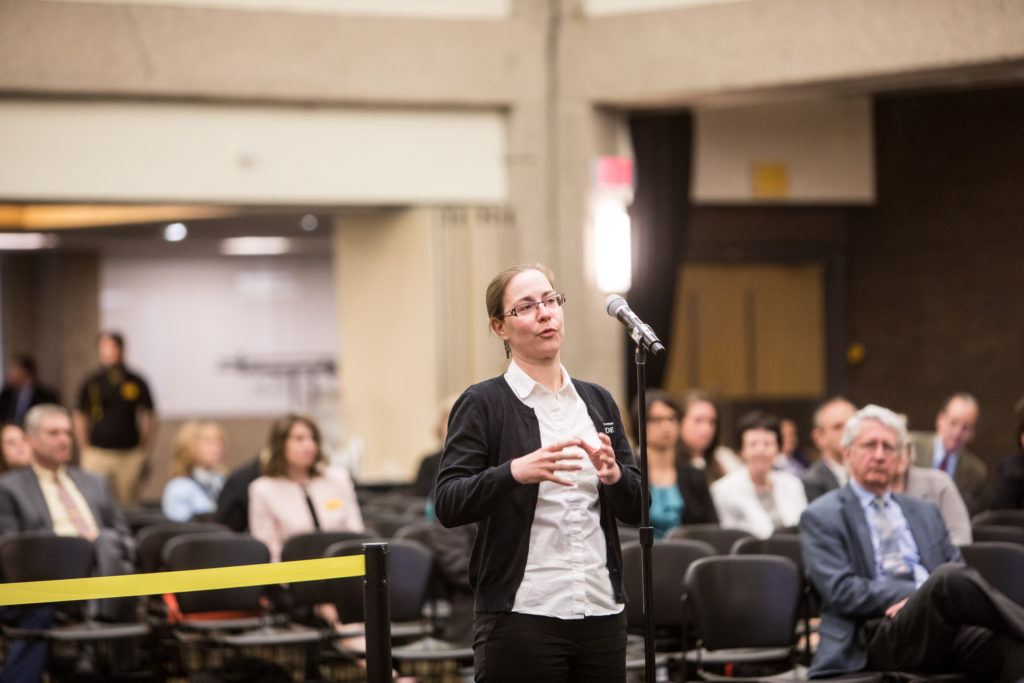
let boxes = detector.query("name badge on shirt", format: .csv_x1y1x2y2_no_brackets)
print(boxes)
325,498,342,510
602,422,615,435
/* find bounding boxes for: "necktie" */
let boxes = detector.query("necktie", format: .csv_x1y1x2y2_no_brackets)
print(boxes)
54,475,97,541
938,450,953,473
872,496,909,580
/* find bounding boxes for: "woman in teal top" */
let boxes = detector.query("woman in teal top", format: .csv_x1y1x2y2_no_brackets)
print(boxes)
635,390,686,538
649,482,684,538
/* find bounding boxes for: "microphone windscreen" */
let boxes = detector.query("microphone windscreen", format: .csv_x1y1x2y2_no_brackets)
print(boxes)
605,294,626,316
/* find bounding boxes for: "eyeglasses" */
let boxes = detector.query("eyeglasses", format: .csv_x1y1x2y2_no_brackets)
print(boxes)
853,439,899,457
502,293,566,318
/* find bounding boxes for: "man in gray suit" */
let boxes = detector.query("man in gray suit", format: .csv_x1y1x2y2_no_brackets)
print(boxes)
909,392,988,516
802,396,856,502
0,403,135,682
800,404,1024,680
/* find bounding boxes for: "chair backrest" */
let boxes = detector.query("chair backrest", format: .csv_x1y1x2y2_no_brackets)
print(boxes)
684,554,801,651
622,538,715,631
123,507,171,535
731,533,802,569
666,524,754,555
324,538,434,624
162,531,270,614
971,524,1024,546
0,531,95,583
732,532,820,623
281,530,378,608
972,509,1024,529
135,521,231,574
392,521,435,546
960,541,1024,607
360,510,417,538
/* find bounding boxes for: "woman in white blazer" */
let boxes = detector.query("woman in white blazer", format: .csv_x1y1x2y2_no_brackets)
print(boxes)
711,410,807,539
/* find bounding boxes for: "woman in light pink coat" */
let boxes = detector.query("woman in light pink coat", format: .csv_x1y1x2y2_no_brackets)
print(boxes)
248,414,364,562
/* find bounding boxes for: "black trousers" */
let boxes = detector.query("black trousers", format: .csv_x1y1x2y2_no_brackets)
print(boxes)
867,563,1024,682
473,611,627,683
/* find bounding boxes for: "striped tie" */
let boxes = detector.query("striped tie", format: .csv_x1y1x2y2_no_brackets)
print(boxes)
873,496,910,580
54,475,97,541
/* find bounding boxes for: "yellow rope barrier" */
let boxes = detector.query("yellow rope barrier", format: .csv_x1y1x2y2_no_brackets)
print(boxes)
0,555,365,607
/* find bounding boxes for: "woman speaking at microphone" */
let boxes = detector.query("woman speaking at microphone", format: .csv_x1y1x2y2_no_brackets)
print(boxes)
434,264,642,682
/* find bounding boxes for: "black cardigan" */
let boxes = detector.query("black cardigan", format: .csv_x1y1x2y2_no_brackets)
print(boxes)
433,375,642,613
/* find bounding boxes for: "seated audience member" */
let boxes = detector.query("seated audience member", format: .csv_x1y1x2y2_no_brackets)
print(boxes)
0,404,136,682
631,389,718,534
802,396,857,502
214,449,266,532
892,419,972,546
711,410,807,538
909,392,988,516
0,354,60,426
249,414,364,562
411,395,457,498
161,420,227,522
989,395,1024,510
775,417,810,476
800,404,1024,680
0,421,32,474
423,522,477,646
679,389,741,485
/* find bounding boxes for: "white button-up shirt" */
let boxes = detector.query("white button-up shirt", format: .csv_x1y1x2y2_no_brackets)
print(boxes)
505,360,621,619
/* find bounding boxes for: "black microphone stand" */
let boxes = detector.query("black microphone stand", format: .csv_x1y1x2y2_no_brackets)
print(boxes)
633,344,657,683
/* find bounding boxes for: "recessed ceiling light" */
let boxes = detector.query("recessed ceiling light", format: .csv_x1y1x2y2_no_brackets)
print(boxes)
300,214,319,231
220,236,292,256
163,222,188,242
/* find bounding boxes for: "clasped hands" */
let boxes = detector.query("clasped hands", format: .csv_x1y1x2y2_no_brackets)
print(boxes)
510,433,621,486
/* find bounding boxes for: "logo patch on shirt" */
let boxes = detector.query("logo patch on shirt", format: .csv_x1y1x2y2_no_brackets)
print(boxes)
603,422,615,434
120,382,139,401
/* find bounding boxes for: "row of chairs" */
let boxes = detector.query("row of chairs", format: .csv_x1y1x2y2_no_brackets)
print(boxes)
971,508,1024,546
620,521,1024,682
149,523,472,680
0,519,470,681
621,535,809,681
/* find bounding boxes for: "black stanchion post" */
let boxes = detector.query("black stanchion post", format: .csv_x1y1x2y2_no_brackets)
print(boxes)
363,542,391,683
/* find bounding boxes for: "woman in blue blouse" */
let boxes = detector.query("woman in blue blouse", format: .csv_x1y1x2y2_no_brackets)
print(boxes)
161,420,226,522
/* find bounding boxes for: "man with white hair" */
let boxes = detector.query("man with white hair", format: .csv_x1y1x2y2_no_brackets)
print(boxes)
800,404,1024,680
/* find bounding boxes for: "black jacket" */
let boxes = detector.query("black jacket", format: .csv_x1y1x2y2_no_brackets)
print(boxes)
434,375,642,613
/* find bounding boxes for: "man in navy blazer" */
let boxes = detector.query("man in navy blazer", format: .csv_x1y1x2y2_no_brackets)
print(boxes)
0,355,60,426
800,404,1024,680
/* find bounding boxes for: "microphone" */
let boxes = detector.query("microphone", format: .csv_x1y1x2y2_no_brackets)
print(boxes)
605,295,665,357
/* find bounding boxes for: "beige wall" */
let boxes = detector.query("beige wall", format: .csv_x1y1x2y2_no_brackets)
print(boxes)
333,210,442,481
565,0,1024,107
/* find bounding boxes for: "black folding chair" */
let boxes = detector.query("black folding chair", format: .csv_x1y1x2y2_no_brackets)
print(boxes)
683,554,802,680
